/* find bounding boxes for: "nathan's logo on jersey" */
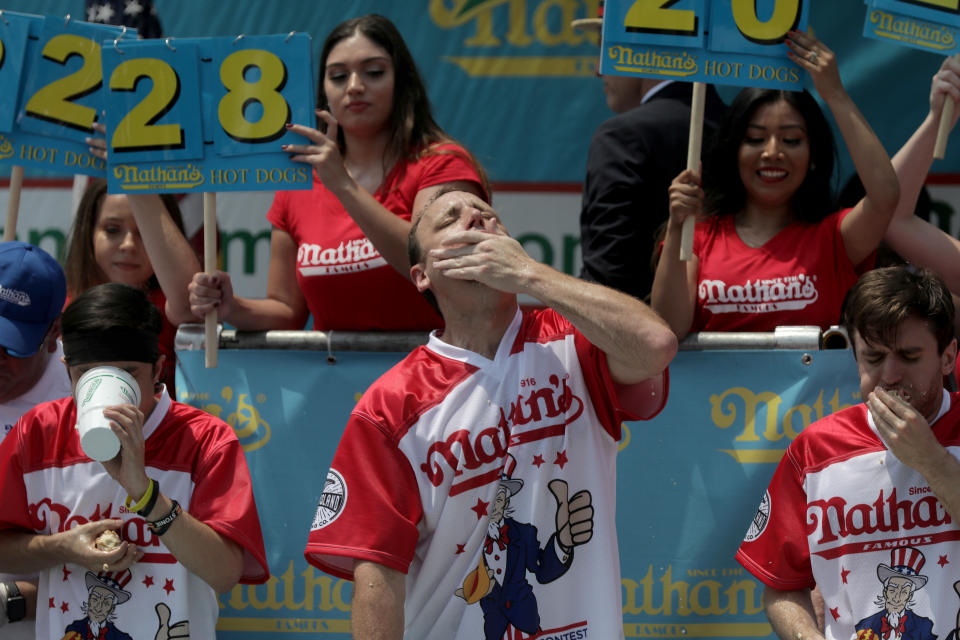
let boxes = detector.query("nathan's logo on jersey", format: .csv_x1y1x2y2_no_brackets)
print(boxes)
806,488,952,546
420,374,584,494
699,273,818,314
29,498,166,550
311,469,348,531
744,491,771,542
297,239,387,276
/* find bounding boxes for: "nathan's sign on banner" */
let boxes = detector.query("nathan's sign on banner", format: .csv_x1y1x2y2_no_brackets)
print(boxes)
600,0,809,90
101,33,314,194
862,0,960,54
0,13,125,176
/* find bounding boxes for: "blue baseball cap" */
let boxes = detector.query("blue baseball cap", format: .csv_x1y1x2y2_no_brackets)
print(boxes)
0,242,66,357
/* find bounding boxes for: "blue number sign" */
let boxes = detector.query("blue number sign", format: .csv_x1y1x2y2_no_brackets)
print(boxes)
600,0,809,90
0,14,126,176
102,33,315,194
863,0,960,54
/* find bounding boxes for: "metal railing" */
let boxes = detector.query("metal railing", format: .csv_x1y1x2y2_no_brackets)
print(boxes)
176,324,851,353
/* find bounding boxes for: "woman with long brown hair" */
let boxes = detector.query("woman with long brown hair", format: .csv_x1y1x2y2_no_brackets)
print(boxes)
189,14,489,331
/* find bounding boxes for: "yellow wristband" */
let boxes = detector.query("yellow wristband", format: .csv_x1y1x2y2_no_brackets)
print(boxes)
125,479,155,513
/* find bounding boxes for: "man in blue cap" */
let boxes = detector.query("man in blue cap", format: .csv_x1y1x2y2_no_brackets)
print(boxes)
0,241,71,639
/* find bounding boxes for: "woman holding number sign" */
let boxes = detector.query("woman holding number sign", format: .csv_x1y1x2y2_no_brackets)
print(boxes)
652,30,899,340
64,178,200,392
187,14,489,331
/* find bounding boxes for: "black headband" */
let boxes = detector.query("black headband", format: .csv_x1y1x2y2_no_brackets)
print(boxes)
62,327,159,366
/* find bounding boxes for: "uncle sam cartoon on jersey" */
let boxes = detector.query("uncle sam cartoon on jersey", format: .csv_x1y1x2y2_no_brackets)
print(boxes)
61,569,189,640
456,454,594,639
854,547,935,640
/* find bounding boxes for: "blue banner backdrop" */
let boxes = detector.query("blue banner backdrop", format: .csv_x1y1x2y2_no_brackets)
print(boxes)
176,346,861,638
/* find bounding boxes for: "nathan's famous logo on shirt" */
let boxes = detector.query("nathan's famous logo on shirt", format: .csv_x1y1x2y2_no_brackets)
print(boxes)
699,273,818,314
30,498,171,555
296,239,386,276
420,374,583,496
806,487,960,556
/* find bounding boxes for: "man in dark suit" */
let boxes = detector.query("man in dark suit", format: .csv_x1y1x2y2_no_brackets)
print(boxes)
574,9,726,301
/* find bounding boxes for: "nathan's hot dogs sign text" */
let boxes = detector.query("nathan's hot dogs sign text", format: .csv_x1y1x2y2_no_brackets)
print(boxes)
862,0,960,54
0,11,314,194
599,0,809,89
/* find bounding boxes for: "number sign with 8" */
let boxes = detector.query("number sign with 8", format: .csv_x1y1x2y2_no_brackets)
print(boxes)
600,0,809,90
101,33,314,194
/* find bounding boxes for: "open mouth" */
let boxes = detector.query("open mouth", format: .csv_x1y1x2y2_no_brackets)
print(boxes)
757,168,788,182
881,386,912,404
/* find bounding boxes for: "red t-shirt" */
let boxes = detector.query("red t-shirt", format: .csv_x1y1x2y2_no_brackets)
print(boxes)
267,144,485,331
690,209,867,332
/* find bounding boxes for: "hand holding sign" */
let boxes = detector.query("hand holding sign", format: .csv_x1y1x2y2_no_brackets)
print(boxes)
786,31,842,102
934,54,960,157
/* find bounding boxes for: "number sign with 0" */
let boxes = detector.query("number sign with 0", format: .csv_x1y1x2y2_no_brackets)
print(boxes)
0,14,126,176
600,0,809,90
101,33,314,194
863,0,960,54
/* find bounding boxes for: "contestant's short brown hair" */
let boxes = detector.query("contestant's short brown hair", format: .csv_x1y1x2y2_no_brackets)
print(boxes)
841,266,955,354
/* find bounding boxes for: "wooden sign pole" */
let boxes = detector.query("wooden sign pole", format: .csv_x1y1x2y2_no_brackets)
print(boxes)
203,192,218,368
3,166,24,242
679,82,706,261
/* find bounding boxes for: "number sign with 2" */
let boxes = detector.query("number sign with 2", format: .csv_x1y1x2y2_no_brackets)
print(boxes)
101,33,314,194
0,13,125,176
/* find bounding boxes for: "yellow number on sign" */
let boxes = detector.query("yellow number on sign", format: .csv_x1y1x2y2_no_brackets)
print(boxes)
910,0,960,12
624,0,698,36
24,34,101,132
731,0,802,44
218,49,290,144
109,58,184,151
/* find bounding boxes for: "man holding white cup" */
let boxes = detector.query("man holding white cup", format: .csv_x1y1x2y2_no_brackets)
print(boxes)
0,282,268,639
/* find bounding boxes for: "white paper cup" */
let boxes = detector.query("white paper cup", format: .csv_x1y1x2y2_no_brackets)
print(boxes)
75,367,141,462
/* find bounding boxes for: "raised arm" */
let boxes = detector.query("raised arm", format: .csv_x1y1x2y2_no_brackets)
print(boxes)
650,169,701,340
100,404,244,593
884,57,960,291
352,560,405,639
285,111,485,277
786,31,899,266
431,229,678,385
126,194,201,325
86,126,202,326
867,387,960,526
764,586,825,640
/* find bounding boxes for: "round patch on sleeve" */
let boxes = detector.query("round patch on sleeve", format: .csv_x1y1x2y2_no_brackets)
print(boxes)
311,469,348,531
743,490,771,542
